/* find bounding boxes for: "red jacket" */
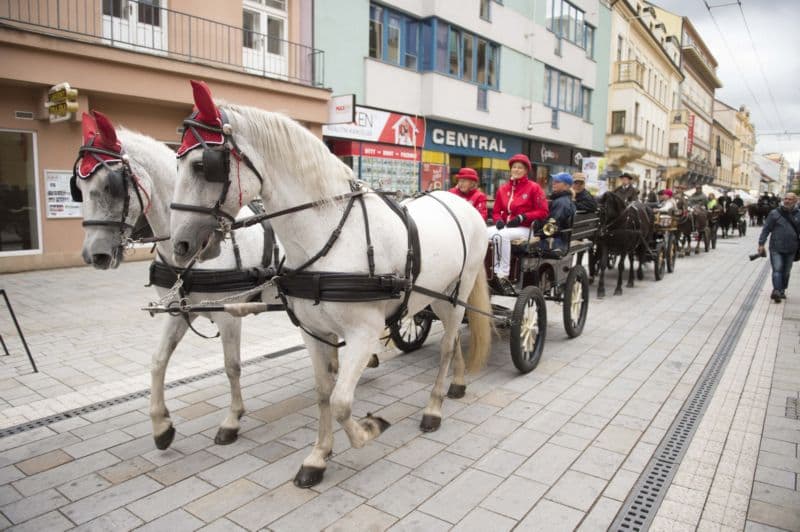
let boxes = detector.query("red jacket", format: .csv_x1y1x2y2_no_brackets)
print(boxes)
449,186,488,220
492,177,549,227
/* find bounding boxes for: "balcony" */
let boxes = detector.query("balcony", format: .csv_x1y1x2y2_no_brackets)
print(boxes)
0,0,324,87
670,109,689,126
614,60,645,86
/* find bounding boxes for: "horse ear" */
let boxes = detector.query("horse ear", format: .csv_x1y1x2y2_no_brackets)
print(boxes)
190,80,219,125
81,112,97,144
92,110,119,148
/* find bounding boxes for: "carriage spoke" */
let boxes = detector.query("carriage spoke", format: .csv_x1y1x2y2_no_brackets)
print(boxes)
570,282,583,324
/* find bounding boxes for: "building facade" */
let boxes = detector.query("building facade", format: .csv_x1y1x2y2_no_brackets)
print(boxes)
0,0,330,273
711,118,735,190
605,0,683,196
713,100,756,193
315,0,611,199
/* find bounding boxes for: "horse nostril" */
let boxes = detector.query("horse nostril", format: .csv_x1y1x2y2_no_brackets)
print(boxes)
92,254,112,269
174,241,190,257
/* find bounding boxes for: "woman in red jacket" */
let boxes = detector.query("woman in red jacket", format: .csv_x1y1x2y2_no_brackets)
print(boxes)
448,167,487,220
486,153,549,295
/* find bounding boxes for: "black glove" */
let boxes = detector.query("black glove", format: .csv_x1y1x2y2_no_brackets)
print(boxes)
495,219,506,230
531,219,542,232
507,214,525,228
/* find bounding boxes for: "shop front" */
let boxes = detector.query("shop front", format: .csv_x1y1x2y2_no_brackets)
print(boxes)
323,106,425,195
423,120,523,199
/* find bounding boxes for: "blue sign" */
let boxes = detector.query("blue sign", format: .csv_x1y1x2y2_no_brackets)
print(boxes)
424,120,522,158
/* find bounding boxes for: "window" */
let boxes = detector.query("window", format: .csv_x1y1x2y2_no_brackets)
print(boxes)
616,35,623,62
405,20,418,68
369,5,383,59
585,25,595,58
669,142,679,158
102,0,124,17
544,66,587,117
243,10,258,49
387,14,401,64
548,0,592,50
582,87,591,121
138,0,161,26
266,16,283,54
449,28,460,75
611,111,626,134
463,34,474,81
480,0,491,20
0,131,39,253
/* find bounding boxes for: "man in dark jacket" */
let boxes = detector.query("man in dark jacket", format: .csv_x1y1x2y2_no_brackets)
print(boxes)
614,172,639,203
572,172,597,212
543,172,577,252
758,192,800,302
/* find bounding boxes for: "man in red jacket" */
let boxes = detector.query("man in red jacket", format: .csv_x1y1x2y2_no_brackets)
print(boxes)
448,167,487,220
486,153,549,295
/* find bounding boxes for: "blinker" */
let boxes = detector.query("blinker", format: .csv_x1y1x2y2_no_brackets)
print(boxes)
202,146,230,183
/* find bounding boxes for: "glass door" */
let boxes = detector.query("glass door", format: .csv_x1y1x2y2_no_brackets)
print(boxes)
242,1,287,79
102,0,166,54
0,131,40,254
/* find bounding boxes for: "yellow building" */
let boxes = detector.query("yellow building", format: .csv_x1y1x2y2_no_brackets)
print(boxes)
713,101,756,192
0,0,329,272
711,118,735,189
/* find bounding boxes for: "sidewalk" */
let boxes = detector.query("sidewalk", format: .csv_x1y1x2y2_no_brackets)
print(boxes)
0,231,797,531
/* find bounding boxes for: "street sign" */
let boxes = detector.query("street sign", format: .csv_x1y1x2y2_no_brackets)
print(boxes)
45,83,79,123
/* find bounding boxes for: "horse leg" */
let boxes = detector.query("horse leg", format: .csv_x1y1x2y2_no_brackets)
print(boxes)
421,302,465,431
331,325,391,450
597,245,606,298
294,334,337,488
627,252,636,287
615,252,624,295
635,250,644,281
213,314,245,445
150,314,191,450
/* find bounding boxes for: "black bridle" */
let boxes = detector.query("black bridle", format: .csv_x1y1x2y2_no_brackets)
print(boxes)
170,109,265,226
70,141,163,245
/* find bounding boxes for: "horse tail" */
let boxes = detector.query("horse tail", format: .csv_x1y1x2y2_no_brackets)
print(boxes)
465,266,492,374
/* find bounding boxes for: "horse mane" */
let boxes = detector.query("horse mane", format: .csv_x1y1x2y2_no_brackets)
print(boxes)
219,101,355,199
116,127,176,185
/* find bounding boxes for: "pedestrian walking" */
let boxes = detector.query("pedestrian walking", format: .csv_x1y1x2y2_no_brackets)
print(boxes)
757,192,800,303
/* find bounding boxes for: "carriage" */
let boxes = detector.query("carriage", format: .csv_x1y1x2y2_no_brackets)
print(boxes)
649,210,680,278
390,211,600,374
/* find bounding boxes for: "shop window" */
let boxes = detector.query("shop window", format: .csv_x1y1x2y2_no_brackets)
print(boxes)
0,131,39,253
611,111,626,134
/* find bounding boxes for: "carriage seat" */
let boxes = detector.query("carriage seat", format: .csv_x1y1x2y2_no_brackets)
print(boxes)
509,211,600,258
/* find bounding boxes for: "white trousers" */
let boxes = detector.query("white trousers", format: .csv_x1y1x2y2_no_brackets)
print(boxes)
486,226,531,277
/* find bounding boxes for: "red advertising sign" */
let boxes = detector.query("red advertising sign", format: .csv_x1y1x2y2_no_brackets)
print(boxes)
330,141,419,161
323,106,426,148
687,114,695,156
421,163,448,192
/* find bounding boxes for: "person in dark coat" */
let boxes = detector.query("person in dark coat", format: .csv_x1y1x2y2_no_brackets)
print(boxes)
732,194,744,208
572,172,596,212
613,172,639,203
758,192,800,302
542,172,577,252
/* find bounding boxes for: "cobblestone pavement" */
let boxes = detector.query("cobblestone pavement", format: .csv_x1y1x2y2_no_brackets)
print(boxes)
0,230,798,531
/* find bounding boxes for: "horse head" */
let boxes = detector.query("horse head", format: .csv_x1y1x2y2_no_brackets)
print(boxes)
598,191,626,227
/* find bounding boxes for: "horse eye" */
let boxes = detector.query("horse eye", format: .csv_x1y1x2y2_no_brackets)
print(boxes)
191,160,204,174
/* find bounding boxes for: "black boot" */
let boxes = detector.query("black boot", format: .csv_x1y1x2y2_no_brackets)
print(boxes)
780,290,787,300
771,289,782,303
498,277,518,297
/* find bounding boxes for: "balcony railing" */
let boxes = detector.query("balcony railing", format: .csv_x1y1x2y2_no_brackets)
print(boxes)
0,0,324,87
670,109,689,125
615,60,644,86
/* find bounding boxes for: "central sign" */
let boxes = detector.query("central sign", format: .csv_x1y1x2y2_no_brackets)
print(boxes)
424,120,521,157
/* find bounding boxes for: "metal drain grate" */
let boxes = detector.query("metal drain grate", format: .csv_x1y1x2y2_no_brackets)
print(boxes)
611,263,768,532
0,344,304,439
786,397,799,420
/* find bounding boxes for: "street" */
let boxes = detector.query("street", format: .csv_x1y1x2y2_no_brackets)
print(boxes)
0,229,798,531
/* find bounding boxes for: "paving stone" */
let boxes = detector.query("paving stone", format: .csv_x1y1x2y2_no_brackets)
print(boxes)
184,478,266,522
0,465,24,486
3,510,74,532
332,441,395,471
107,436,156,461
0,487,68,524
0,484,21,506
269,486,364,532
57,472,112,501
750,481,800,513
15,449,73,476
385,438,445,469
127,477,216,522
60,475,163,525
248,440,296,463
246,448,309,490
515,443,582,484
0,433,80,469
595,424,642,455
497,427,549,456
324,503,397,532
572,445,628,480
196,518,248,532
147,450,222,486
451,507,516,532
473,448,527,478
446,432,497,460
754,465,796,490
71,508,143,532
419,468,503,523
62,430,133,459
747,499,800,532
196,453,267,488
340,459,410,499
13,451,119,497
134,508,205,532
98,456,156,484
369,474,439,518
604,468,641,502
546,469,607,511
228,482,316,530
480,475,548,520
385,509,452,532
515,498,585,531
413,450,474,486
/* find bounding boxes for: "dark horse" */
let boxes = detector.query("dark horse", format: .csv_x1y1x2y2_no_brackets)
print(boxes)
718,198,741,238
675,199,709,255
595,192,654,297
747,200,771,226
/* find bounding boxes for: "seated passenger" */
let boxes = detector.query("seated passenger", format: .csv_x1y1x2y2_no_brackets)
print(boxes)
448,167,487,220
487,153,549,296
541,172,577,252
657,189,677,214
572,173,597,213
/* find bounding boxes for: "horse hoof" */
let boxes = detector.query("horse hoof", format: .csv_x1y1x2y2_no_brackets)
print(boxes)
214,427,238,445
363,413,391,435
614,289,622,296
154,425,175,450
597,290,605,299
366,354,380,368
447,383,467,399
420,414,441,432
293,465,325,488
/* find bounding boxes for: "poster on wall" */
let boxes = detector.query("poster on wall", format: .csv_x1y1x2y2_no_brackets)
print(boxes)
420,163,448,192
323,106,425,148
582,157,606,194
45,170,81,218
359,144,419,194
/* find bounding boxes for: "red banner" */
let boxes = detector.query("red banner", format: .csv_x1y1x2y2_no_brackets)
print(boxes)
421,163,448,192
687,114,695,156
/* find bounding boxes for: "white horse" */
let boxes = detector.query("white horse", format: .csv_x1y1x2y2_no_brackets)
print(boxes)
73,110,280,450
169,80,492,488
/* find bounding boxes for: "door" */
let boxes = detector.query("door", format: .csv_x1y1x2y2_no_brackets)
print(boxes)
102,0,166,53
242,2,287,79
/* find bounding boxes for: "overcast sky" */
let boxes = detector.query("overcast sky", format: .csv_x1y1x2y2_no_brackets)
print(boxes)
649,0,800,169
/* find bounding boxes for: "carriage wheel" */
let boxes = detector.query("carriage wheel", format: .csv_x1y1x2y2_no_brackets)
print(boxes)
666,233,677,273
653,243,665,281
390,310,433,353
711,225,717,249
510,286,547,374
703,227,710,252
563,266,589,338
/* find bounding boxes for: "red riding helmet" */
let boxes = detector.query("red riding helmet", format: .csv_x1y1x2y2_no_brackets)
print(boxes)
456,168,479,182
508,153,532,174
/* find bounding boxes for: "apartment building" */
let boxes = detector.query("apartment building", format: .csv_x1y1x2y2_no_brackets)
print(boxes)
0,0,329,272
713,100,756,192
315,0,611,198
605,0,682,196
711,118,734,190
650,3,722,189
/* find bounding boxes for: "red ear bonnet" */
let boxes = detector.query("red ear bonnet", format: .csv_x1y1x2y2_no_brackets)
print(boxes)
77,110,123,178
177,80,224,157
